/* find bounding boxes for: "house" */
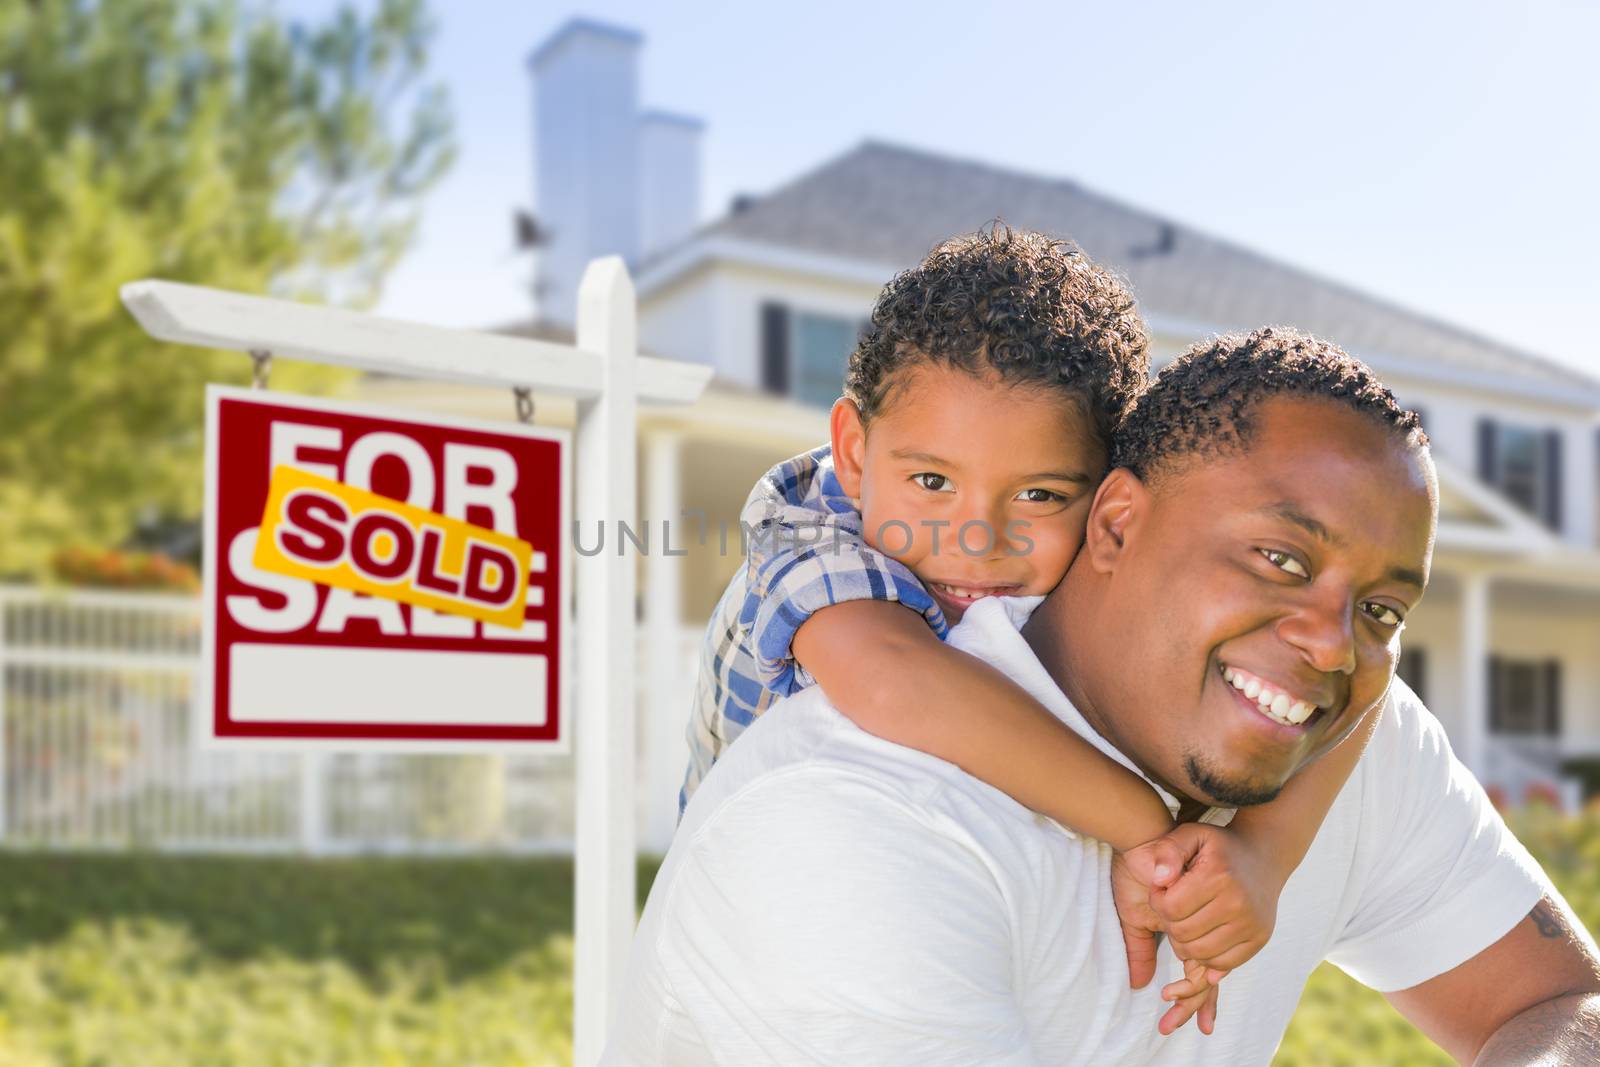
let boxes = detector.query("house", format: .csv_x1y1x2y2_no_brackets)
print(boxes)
377,19,1600,849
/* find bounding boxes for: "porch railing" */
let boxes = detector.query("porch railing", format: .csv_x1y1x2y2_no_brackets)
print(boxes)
1484,734,1584,811
0,585,696,854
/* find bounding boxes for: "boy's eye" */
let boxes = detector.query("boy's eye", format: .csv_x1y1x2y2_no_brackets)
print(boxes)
1362,602,1405,628
913,473,954,493
1259,548,1309,578
1015,488,1065,504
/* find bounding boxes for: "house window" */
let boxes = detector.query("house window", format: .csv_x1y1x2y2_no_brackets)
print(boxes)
1488,657,1561,737
1397,645,1427,704
757,302,864,409
1477,418,1563,531
793,312,857,409
1498,426,1542,515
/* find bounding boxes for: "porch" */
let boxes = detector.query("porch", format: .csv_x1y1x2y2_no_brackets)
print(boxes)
1396,459,1600,809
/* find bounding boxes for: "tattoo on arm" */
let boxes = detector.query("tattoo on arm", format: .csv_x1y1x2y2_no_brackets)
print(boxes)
1469,902,1600,1065
1532,900,1567,940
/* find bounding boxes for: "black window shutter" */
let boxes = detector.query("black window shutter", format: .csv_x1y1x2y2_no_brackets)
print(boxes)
1544,660,1562,735
1477,418,1499,485
1543,429,1564,532
1403,647,1427,705
760,303,790,395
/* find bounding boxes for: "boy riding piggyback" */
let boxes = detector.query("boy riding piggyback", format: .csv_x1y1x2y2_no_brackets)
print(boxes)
682,226,1376,1032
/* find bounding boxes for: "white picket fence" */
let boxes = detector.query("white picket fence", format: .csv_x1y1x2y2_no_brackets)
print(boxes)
0,584,695,854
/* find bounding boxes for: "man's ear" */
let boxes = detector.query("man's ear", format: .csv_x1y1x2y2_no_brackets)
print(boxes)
1084,468,1148,573
829,397,867,503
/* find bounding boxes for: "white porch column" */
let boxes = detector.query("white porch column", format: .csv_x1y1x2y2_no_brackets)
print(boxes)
1459,571,1490,778
641,432,688,853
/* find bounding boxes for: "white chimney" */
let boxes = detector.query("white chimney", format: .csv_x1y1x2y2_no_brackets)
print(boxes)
528,20,705,326
638,111,704,261
528,20,642,327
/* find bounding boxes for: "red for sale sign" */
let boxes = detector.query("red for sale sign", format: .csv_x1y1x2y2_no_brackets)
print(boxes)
201,386,569,751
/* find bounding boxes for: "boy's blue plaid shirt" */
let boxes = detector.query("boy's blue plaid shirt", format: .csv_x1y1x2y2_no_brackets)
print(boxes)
680,444,948,813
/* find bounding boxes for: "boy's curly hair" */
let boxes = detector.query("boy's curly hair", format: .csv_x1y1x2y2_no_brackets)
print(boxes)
845,223,1150,447
1111,326,1428,481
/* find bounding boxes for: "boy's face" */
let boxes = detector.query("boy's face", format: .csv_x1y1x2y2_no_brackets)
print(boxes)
831,363,1105,625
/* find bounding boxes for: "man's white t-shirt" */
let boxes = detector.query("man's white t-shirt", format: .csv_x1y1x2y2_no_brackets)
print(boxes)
605,598,1549,1065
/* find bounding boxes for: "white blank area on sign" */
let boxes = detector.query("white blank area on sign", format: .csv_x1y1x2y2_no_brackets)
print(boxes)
230,644,548,726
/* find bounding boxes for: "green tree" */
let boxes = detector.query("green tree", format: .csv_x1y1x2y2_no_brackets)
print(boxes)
0,0,455,577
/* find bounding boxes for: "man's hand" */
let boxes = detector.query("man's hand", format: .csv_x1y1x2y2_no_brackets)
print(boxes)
1150,822,1283,976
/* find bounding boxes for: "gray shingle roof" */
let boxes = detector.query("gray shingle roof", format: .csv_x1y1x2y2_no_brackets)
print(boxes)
699,140,1597,401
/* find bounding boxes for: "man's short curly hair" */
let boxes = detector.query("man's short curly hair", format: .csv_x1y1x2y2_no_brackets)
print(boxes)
845,224,1150,447
1111,326,1428,481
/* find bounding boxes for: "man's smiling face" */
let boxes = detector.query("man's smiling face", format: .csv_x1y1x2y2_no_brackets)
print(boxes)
1065,395,1437,808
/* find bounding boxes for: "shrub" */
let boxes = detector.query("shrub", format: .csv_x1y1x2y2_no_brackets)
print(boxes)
0,809,1595,1064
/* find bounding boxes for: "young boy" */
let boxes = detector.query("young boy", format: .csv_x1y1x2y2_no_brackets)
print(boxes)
682,226,1378,1034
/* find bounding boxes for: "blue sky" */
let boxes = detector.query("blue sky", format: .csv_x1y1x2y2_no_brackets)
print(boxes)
281,0,1600,375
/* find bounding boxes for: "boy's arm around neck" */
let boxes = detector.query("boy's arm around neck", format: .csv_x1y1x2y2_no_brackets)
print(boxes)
792,598,1173,853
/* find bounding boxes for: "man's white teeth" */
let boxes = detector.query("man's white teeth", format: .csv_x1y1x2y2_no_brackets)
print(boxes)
1223,665,1316,727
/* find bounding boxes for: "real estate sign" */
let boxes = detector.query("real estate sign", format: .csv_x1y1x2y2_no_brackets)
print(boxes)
201,386,569,751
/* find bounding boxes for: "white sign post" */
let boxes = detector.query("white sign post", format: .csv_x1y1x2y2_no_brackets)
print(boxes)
121,258,711,1066
572,260,639,1065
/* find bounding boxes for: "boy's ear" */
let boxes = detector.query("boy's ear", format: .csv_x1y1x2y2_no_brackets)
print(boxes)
829,397,867,502
1084,468,1148,573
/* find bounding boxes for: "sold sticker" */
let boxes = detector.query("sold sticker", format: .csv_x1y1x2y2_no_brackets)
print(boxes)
254,466,534,630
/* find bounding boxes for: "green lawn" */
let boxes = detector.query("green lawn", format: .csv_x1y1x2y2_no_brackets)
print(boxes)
0,806,1594,1065
0,852,609,1066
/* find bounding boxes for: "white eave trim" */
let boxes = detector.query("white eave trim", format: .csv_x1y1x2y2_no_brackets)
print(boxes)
635,236,902,297
1484,547,1600,590
1435,522,1551,557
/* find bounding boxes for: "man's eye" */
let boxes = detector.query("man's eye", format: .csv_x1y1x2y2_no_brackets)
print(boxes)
1362,602,1405,627
1015,488,1064,504
913,473,953,492
1259,548,1309,578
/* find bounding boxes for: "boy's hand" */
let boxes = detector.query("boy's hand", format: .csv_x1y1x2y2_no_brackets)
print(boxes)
1112,830,1223,1035
1110,831,1202,989
1149,822,1281,976
1113,821,1290,1036
1159,956,1223,1036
